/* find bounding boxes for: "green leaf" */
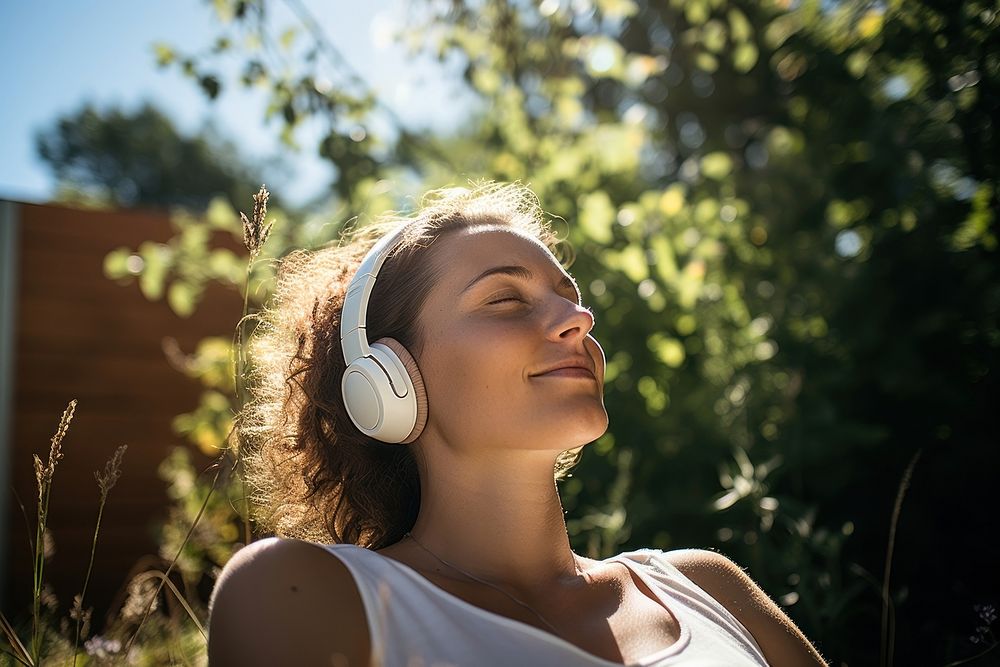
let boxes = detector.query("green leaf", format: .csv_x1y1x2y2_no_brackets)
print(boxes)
825,199,868,228
650,236,679,284
648,333,686,368
857,10,884,39
206,197,239,233
767,127,803,156
764,14,804,50
620,244,648,283
701,152,733,180
659,185,686,216
212,0,234,23
472,67,502,95
695,52,719,73
684,0,710,25
199,75,221,100
279,27,297,51
950,184,997,251
167,281,202,318
702,20,728,54
208,249,245,285
579,191,615,244
590,125,643,173
694,199,720,225
637,375,669,415
732,42,759,73
596,0,638,20
137,242,169,300
728,8,752,42
152,43,175,67
103,248,132,280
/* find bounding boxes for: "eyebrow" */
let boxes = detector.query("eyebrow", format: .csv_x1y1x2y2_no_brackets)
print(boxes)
461,264,582,303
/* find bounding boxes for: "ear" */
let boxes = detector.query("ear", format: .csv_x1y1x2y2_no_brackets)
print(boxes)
373,337,427,444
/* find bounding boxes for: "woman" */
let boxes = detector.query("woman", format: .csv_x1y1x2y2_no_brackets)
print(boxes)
208,182,827,666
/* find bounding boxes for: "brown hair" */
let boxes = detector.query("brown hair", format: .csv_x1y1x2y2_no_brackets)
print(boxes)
238,181,584,549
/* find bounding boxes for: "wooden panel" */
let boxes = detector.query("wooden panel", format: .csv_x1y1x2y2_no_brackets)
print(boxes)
4,201,244,624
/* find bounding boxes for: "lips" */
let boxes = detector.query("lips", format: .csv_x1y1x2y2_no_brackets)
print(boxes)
536,367,595,379
532,357,596,378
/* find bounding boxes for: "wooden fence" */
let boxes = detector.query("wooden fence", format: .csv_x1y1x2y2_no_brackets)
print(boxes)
1,198,243,625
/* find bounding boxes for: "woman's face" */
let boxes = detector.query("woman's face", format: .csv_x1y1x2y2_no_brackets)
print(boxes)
412,225,608,456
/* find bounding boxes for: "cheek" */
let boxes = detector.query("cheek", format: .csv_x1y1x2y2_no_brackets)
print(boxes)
421,323,527,405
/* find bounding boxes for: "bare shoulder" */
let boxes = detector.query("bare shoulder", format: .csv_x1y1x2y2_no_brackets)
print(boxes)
662,548,828,667
662,548,775,622
208,537,370,667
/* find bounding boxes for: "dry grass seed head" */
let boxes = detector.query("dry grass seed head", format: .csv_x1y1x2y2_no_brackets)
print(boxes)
40,583,58,611
70,594,92,636
241,184,275,260
36,399,77,496
33,454,45,502
42,528,56,559
96,444,128,501
121,575,159,622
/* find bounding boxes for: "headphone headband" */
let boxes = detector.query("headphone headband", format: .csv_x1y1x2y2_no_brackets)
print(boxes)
338,222,425,444
340,224,409,364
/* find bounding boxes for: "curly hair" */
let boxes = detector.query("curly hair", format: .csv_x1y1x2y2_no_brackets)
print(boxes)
238,181,585,549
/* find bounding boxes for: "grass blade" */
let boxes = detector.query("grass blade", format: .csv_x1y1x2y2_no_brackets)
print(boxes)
72,444,127,666
130,571,207,640
122,450,226,659
880,447,922,667
0,610,33,666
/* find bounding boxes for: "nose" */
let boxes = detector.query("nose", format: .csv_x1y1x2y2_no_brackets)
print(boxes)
547,297,595,342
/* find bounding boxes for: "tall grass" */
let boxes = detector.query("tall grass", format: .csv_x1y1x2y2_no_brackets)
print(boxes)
0,401,126,667
72,444,127,666
122,184,273,661
235,184,273,544
880,448,922,667
0,186,274,665
31,399,76,662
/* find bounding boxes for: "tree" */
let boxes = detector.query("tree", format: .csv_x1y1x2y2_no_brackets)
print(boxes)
392,3,999,664
35,101,270,211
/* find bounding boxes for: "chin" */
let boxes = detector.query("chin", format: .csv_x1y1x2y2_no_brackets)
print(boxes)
558,405,609,447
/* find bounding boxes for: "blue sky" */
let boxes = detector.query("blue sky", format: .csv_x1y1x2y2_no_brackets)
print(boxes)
0,1,476,207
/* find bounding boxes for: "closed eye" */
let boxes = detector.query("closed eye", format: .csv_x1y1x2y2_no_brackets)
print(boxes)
488,296,523,305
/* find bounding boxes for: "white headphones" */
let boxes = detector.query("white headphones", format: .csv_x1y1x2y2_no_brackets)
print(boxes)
340,224,427,444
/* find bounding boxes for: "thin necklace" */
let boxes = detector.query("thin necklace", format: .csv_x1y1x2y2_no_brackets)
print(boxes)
403,531,583,637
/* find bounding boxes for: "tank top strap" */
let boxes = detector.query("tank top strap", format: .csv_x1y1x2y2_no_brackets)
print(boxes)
626,548,770,666
318,543,398,667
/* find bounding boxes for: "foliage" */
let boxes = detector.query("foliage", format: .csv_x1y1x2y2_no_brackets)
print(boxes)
383,2,998,664
3,179,281,667
155,447,243,595
122,0,1000,663
13,0,997,665
34,101,269,211
0,403,132,666
148,0,443,206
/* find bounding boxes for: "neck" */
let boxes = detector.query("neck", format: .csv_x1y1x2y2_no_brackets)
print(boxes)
405,443,582,592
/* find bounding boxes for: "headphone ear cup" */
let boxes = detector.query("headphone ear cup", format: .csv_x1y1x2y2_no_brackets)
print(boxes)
374,337,427,444
342,338,422,444
341,356,397,440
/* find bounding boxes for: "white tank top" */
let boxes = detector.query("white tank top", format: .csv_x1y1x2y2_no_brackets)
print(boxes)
321,543,771,666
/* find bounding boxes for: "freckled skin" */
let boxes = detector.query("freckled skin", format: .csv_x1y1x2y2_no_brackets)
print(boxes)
412,226,608,464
